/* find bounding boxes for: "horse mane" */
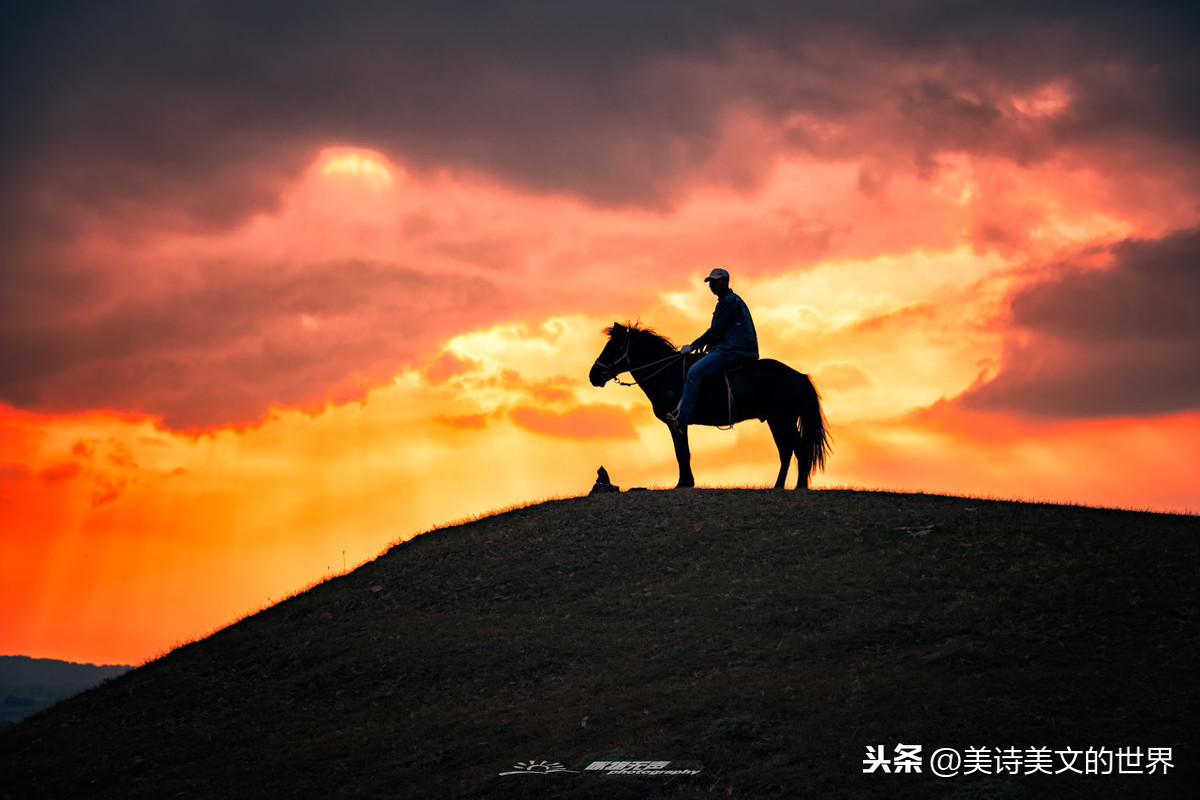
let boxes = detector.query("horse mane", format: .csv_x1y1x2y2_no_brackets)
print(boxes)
603,321,678,352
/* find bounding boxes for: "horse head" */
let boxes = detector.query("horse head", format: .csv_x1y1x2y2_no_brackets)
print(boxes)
589,322,630,386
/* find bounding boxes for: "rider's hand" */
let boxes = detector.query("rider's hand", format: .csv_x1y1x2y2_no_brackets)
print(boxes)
680,344,694,354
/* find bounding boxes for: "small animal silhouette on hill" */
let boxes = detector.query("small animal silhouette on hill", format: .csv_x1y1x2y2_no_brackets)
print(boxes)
589,466,620,495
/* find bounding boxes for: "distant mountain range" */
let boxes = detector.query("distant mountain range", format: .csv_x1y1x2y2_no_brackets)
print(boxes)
1,656,131,728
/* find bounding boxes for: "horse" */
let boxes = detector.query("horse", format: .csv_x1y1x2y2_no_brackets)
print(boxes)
589,322,830,489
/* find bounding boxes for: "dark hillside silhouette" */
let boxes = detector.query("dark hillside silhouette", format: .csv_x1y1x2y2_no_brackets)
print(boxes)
1,490,1196,798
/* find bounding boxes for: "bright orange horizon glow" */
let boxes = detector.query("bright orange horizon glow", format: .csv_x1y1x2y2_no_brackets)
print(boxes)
4,130,1199,666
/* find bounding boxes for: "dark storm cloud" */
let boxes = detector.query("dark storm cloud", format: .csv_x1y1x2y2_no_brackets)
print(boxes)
4,0,1197,229
958,226,1200,417
1,0,737,236
0,258,508,430
2,0,1199,428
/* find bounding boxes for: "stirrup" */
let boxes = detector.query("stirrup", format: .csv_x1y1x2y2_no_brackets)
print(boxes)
665,410,685,434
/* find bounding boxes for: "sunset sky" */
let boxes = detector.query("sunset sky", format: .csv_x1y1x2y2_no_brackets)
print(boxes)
3,1,1199,666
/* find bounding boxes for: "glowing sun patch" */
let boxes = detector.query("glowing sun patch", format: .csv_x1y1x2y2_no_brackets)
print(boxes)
320,149,395,189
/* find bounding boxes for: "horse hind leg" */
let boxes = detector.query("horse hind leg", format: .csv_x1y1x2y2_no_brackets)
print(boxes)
794,419,809,490
767,417,794,489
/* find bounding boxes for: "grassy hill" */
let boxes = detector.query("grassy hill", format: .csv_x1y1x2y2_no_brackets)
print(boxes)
1,489,1197,799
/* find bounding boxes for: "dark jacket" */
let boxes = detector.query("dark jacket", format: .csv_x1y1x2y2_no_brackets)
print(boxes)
692,291,758,358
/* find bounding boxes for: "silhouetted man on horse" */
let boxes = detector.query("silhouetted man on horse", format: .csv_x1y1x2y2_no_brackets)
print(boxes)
589,269,828,488
667,267,758,433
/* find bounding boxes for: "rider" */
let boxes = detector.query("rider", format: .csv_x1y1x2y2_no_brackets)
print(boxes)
667,267,758,432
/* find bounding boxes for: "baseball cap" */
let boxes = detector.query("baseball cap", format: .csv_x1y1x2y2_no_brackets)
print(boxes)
704,268,730,282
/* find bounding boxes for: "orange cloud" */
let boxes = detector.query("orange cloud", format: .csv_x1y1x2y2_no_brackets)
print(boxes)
38,462,82,485
510,405,639,440
435,414,489,431
423,352,481,384
1,133,1188,434
958,226,1200,417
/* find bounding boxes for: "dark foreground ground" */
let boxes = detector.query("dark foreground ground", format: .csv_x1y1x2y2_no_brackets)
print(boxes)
2,489,1197,799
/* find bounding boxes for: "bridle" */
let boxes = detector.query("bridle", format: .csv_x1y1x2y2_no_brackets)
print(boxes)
593,333,633,381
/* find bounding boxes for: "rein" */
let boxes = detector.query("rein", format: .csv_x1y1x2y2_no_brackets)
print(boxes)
612,352,686,386
620,352,735,429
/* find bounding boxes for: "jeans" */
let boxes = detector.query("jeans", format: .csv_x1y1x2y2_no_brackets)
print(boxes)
676,351,742,424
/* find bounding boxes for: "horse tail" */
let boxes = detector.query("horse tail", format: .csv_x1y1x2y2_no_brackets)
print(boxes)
796,373,830,481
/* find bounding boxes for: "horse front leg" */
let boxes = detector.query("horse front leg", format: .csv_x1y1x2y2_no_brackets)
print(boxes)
669,424,695,488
